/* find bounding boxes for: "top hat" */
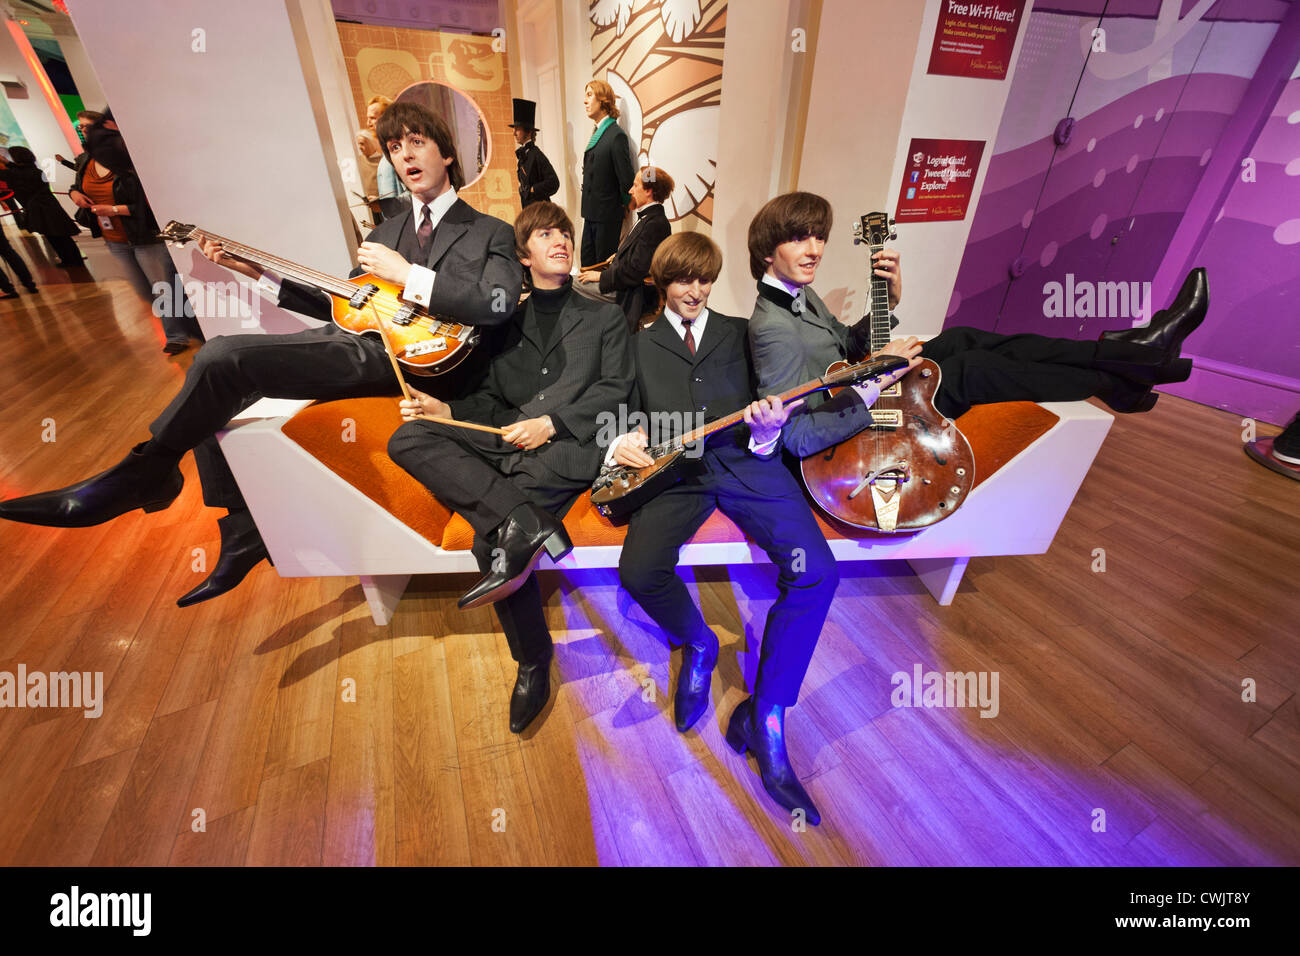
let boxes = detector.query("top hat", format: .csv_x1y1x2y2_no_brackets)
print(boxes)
509,98,538,131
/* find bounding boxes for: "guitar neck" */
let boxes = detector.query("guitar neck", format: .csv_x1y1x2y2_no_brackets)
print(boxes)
866,240,892,354
186,227,358,301
679,375,836,447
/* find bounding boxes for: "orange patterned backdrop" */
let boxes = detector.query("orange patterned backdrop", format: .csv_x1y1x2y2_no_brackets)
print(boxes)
335,21,519,223
589,0,727,233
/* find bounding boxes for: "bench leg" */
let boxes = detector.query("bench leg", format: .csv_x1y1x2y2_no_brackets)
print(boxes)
906,556,970,606
359,574,411,626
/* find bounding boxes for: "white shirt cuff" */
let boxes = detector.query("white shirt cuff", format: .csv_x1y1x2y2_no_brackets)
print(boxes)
604,433,631,468
255,272,281,300
748,433,780,456
403,263,436,307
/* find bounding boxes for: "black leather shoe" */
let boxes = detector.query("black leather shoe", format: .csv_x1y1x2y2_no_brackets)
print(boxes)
1095,377,1159,414
725,696,821,825
674,628,718,732
176,511,269,607
509,657,552,733
1100,267,1207,358
0,441,182,528
458,503,572,610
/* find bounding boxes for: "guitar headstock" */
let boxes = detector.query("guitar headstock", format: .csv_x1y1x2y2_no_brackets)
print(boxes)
853,211,897,247
158,221,198,244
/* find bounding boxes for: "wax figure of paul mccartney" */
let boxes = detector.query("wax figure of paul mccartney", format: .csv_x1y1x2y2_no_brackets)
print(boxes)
0,101,523,608
388,201,634,734
601,232,913,825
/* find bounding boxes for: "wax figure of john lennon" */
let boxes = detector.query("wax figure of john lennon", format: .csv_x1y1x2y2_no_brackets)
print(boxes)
0,101,523,609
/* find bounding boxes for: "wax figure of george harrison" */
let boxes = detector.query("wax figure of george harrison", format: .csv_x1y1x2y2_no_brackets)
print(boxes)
602,233,915,825
389,201,634,734
0,102,523,608
746,192,1208,460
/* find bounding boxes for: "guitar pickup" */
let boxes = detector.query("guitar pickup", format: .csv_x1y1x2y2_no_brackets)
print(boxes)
403,337,447,357
348,284,378,309
870,410,903,428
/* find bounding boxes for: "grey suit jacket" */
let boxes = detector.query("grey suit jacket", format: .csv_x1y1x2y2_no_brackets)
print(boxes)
278,197,523,328
747,280,876,458
451,288,634,481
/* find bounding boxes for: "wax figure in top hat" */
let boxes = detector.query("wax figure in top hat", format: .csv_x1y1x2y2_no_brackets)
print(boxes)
746,191,1210,461
0,101,523,610
509,98,558,208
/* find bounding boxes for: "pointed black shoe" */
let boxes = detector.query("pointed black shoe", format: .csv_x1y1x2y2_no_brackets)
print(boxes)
725,696,821,826
509,657,552,733
176,511,269,607
0,441,182,528
674,628,718,732
1100,267,1208,358
458,503,572,610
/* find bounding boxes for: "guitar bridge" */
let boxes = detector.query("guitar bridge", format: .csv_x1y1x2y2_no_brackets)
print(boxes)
403,337,447,357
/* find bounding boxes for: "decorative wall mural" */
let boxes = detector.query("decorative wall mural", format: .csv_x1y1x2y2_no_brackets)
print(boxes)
335,22,519,223
588,0,726,230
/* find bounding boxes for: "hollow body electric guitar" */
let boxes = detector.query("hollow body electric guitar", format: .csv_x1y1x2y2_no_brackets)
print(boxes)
799,212,976,533
590,353,907,519
159,221,478,376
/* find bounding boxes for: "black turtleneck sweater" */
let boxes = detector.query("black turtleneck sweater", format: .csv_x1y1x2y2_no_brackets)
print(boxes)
527,281,573,440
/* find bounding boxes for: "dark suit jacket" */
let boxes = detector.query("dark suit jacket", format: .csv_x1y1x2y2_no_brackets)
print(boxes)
277,197,523,329
620,310,795,497
580,120,634,221
516,141,559,206
450,287,634,481
598,203,670,328
748,280,877,458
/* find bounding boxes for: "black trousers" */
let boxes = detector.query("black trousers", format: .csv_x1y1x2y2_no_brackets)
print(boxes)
920,325,1152,419
387,418,590,666
580,216,622,268
149,324,486,510
0,229,33,291
618,456,839,706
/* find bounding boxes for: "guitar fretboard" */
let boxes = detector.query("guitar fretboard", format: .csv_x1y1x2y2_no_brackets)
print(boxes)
179,227,360,302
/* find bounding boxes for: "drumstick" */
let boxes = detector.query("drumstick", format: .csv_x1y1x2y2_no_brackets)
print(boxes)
366,299,508,437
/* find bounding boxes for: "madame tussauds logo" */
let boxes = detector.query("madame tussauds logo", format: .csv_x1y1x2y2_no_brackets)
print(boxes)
0,665,103,718
1042,274,1152,324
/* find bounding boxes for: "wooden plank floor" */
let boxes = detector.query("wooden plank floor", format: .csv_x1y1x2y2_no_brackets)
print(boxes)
0,229,1296,866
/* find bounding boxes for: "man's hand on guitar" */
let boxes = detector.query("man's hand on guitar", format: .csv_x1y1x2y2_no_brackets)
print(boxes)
399,387,451,422
854,337,923,407
357,242,412,286
504,416,555,450
197,237,265,281
744,396,804,447
612,428,654,469
873,248,903,311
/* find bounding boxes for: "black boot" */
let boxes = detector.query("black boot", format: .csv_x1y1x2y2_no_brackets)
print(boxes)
725,695,821,825
1100,267,1208,358
674,627,718,732
458,503,571,610
176,509,269,607
1092,339,1192,385
0,441,183,527
509,655,552,733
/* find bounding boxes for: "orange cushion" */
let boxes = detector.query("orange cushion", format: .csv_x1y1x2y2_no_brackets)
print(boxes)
282,398,1059,551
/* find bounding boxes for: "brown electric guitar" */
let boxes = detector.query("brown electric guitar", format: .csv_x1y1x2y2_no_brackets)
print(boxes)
799,212,975,532
159,221,479,376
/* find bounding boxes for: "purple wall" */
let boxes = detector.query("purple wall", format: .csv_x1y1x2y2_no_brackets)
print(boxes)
947,0,1299,423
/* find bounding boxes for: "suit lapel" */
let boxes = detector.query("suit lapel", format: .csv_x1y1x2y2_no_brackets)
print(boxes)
690,313,734,367
646,310,695,365
538,293,588,360
423,198,471,270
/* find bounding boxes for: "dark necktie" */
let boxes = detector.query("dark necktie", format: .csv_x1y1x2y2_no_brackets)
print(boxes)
681,318,696,356
417,203,433,250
